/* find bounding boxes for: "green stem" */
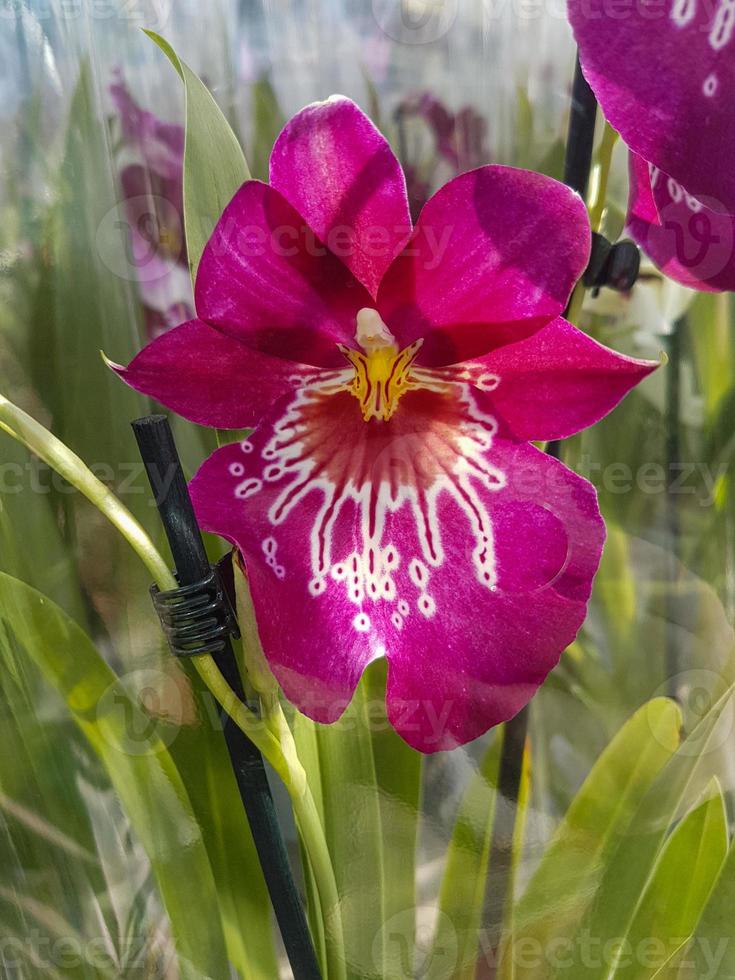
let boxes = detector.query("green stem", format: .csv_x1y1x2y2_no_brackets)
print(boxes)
566,123,619,327
293,780,346,980
0,395,289,774
0,395,341,946
587,122,618,234
264,697,346,980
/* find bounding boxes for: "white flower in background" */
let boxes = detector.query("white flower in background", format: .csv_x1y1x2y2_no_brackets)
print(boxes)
584,260,698,348
584,264,703,426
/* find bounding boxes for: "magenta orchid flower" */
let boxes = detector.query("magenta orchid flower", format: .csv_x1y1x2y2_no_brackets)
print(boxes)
568,0,735,215
626,154,735,293
115,96,656,752
110,74,193,337
569,0,735,291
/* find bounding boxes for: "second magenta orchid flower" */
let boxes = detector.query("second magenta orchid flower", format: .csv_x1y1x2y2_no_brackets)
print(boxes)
115,96,656,752
568,0,735,291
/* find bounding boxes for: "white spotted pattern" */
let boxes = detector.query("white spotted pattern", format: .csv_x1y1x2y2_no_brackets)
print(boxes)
668,0,735,96
227,373,507,635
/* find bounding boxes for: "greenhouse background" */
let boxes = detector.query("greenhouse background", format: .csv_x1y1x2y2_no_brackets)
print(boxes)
1,1,734,978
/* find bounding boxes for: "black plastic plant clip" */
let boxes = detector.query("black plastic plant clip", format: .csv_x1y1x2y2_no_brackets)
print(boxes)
584,232,641,295
150,564,240,659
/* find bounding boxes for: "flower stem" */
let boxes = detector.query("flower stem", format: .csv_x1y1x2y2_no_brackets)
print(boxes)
565,123,619,326
5,399,269,741
292,786,346,980
587,122,618,234
0,396,293,768
0,394,341,973
264,697,346,980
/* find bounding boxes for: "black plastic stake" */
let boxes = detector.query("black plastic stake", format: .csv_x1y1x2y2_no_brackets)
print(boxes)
563,54,598,199
132,415,321,980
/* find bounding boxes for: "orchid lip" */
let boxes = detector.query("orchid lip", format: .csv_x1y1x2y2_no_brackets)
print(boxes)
337,308,424,422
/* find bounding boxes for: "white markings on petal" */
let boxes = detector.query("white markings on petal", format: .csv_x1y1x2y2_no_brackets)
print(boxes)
235,477,262,500
224,376,507,628
668,0,733,97
703,72,718,96
409,558,429,590
353,612,371,633
475,372,501,392
261,536,285,578
671,0,697,26
418,594,436,618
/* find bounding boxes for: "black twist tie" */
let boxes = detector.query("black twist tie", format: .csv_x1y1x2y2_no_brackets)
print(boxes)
584,232,641,294
150,566,240,658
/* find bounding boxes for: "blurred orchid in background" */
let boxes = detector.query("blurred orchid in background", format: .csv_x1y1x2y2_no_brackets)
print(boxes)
110,72,193,338
394,91,491,219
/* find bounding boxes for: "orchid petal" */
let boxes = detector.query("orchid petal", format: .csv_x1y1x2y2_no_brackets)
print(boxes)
113,319,321,428
568,0,735,214
626,153,735,293
377,165,591,365
385,441,604,750
190,379,604,752
269,96,412,298
465,317,658,442
195,180,374,368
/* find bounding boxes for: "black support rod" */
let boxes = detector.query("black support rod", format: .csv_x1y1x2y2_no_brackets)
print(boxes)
563,54,599,199
132,414,321,980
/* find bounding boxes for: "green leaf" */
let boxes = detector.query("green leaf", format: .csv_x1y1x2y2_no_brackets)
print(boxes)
362,659,422,979
670,825,735,978
610,778,728,980
250,75,286,182
427,735,502,980
0,433,87,626
555,685,733,978
0,617,111,980
144,31,251,281
0,572,231,980
506,698,682,980
293,674,385,980
292,660,421,980
40,63,149,467
37,63,162,664
165,669,279,979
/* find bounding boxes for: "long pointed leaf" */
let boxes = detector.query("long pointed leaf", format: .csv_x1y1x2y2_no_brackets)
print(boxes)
144,31,250,281
506,698,682,980
0,572,230,980
611,778,728,980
